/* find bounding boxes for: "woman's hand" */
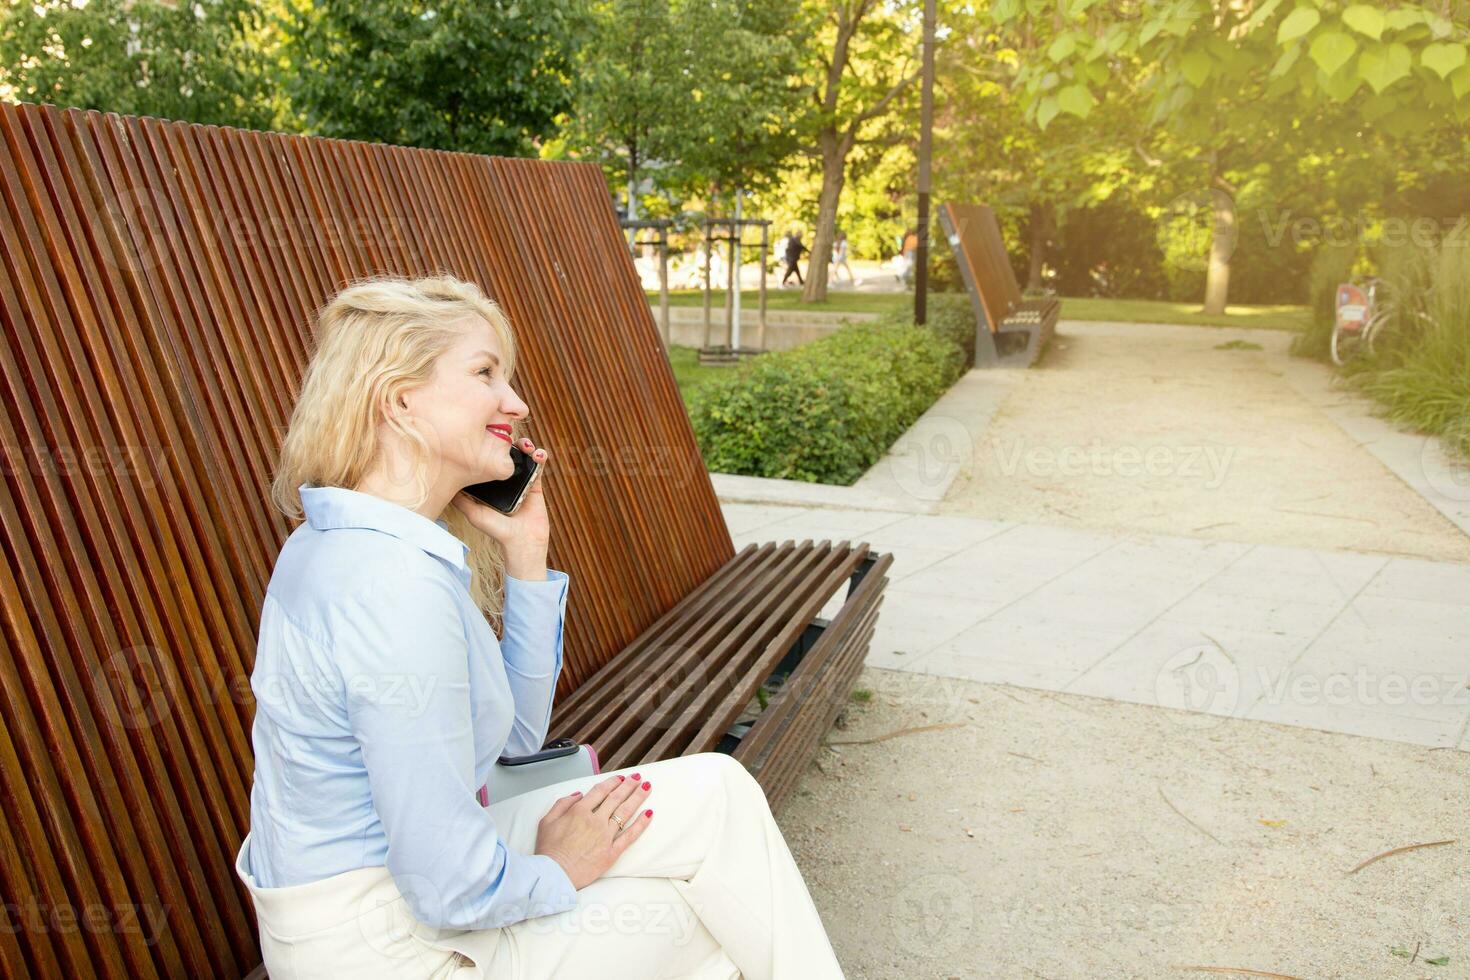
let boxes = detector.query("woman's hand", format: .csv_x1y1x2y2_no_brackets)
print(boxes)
534,773,654,890
451,437,551,563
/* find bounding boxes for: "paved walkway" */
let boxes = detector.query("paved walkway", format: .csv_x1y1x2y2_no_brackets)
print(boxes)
716,320,1470,753
726,504,1470,750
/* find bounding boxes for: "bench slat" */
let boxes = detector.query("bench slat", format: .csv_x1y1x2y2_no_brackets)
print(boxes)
548,542,773,727
640,544,869,765
555,542,877,774
735,552,892,811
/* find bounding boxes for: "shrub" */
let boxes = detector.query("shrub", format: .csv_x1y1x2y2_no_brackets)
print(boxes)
875,292,974,371
688,307,969,484
1347,242,1470,457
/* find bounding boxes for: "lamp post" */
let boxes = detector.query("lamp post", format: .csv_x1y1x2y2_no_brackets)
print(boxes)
914,0,936,325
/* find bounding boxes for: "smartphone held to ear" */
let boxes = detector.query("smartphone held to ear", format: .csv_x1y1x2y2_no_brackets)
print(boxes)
464,444,543,515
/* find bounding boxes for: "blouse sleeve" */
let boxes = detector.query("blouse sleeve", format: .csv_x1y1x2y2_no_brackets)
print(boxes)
497,568,570,759
331,574,578,930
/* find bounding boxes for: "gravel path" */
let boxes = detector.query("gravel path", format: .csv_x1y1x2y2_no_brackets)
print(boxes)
779,667,1469,979
938,321,1470,563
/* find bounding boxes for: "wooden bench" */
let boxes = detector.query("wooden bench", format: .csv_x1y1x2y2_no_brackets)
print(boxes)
0,101,890,979
938,201,1060,366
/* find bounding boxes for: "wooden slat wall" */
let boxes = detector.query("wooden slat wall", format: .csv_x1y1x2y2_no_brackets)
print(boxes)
939,202,1023,330
0,101,732,979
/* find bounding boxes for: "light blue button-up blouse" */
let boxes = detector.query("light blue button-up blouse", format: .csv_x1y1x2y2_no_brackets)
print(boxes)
244,483,579,930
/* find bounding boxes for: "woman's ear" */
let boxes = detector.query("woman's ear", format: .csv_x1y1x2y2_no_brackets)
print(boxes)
381,383,412,422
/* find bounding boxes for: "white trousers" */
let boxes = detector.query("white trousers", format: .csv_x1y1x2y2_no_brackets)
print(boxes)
235,751,845,979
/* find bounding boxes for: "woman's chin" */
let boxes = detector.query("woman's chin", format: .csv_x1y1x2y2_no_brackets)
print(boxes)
468,459,514,486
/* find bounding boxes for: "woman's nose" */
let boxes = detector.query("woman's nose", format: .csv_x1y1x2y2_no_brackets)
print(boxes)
502,388,529,418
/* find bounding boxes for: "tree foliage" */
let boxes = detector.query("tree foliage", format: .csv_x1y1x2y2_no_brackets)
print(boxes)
993,0,1470,136
973,0,1470,310
797,0,923,302
281,0,584,155
560,0,804,210
0,0,278,129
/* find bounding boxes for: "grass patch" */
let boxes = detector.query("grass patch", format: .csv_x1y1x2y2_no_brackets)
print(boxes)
647,288,911,316
1215,339,1263,350
665,344,731,405
653,292,1310,329
1060,296,1309,331
849,688,874,704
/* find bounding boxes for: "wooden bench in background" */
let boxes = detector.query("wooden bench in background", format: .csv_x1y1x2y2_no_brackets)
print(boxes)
0,101,890,979
939,201,1060,366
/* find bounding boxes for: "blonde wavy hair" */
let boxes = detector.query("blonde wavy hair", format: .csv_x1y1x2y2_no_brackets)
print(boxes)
270,273,525,626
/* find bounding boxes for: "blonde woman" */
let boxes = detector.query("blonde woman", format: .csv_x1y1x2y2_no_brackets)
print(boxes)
233,275,845,979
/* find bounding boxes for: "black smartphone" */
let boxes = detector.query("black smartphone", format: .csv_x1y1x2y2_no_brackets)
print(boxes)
498,736,579,766
464,443,543,515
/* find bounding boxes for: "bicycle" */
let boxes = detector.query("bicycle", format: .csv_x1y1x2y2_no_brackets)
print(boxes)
1330,276,1385,366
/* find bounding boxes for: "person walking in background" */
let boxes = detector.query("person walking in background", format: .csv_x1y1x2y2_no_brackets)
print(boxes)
830,230,857,285
900,227,919,286
781,228,807,286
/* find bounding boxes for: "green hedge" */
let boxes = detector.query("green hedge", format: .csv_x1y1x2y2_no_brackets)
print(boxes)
688,294,972,485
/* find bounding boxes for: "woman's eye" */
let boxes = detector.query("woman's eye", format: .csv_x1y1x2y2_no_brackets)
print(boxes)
479,367,494,378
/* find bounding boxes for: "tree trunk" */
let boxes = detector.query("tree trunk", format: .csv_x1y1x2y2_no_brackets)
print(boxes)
1202,159,1235,315
802,133,848,303
625,143,640,248
1025,200,1052,292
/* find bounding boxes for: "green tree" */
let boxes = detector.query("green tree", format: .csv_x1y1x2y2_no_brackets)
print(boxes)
561,0,802,218
988,0,1470,313
672,0,804,202
281,0,584,155
562,0,676,221
799,0,923,303
0,0,278,129
937,5,1158,292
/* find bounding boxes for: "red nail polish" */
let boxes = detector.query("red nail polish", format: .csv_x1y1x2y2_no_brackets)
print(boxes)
631,773,640,780
641,781,650,790
617,775,625,781
644,809,653,818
